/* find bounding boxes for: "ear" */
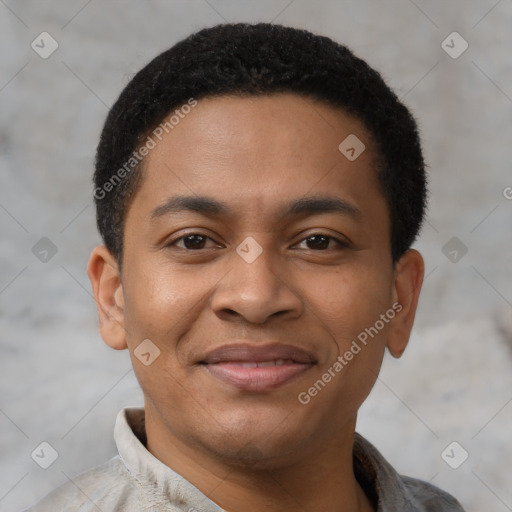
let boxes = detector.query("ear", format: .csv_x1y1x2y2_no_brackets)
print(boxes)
386,249,424,358
87,245,127,350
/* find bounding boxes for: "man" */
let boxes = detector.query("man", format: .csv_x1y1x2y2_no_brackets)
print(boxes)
26,22,466,511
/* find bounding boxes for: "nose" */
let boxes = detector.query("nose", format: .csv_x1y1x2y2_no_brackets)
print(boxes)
211,244,304,325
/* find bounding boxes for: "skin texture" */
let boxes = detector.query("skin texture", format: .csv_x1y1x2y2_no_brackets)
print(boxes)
88,93,424,512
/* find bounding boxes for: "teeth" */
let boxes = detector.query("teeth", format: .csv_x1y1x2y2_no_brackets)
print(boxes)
240,362,258,368
224,359,293,368
258,360,276,367
257,359,287,367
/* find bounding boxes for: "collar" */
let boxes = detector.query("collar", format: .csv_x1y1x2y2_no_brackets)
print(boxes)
352,431,422,511
115,407,225,511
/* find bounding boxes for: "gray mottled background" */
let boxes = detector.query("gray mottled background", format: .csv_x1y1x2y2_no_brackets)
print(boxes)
1,1,511,511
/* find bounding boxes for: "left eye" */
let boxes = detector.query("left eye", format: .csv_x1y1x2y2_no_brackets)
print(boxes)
294,234,348,251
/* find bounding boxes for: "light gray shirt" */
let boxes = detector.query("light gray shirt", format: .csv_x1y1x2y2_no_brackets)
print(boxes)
24,407,466,512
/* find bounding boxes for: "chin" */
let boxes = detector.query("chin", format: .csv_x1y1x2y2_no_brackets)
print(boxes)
194,414,313,471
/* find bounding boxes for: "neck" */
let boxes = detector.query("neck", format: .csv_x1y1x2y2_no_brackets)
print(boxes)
144,407,375,512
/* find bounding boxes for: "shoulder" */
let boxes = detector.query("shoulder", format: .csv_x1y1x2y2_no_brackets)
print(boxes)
401,475,467,511
22,456,141,512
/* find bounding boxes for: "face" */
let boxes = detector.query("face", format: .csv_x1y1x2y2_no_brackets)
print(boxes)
89,93,423,469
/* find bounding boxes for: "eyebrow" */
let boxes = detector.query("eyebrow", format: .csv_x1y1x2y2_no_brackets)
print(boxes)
151,194,362,221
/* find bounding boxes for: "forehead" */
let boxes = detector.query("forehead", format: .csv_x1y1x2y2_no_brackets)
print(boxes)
131,93,384,224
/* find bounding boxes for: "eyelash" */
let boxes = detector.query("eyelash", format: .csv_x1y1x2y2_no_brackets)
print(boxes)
167,232,349,251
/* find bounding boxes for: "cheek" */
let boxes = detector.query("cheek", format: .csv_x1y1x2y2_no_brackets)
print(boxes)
120,263,200,408
122,261,199,340
305,262,393,348
121,258,227,381
300,268,391,417
322,265,392,399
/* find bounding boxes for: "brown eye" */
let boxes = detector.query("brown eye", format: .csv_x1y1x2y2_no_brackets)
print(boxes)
296,234,348,251
169,233,218,250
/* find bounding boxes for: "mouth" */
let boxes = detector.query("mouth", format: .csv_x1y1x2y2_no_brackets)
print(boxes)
199,343,317,392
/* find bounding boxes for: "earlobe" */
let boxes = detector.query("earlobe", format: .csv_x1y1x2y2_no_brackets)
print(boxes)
386,249,425,358
87,245,128,350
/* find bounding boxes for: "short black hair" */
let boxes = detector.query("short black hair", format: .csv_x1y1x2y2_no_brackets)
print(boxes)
94,22,427,265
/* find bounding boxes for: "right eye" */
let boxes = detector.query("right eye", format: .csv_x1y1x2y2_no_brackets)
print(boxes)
166,232,222,251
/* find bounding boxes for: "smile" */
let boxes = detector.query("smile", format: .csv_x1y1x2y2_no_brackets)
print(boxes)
199,344,316,392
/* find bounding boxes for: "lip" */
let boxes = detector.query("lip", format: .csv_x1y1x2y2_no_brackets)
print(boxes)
199,343,316,392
